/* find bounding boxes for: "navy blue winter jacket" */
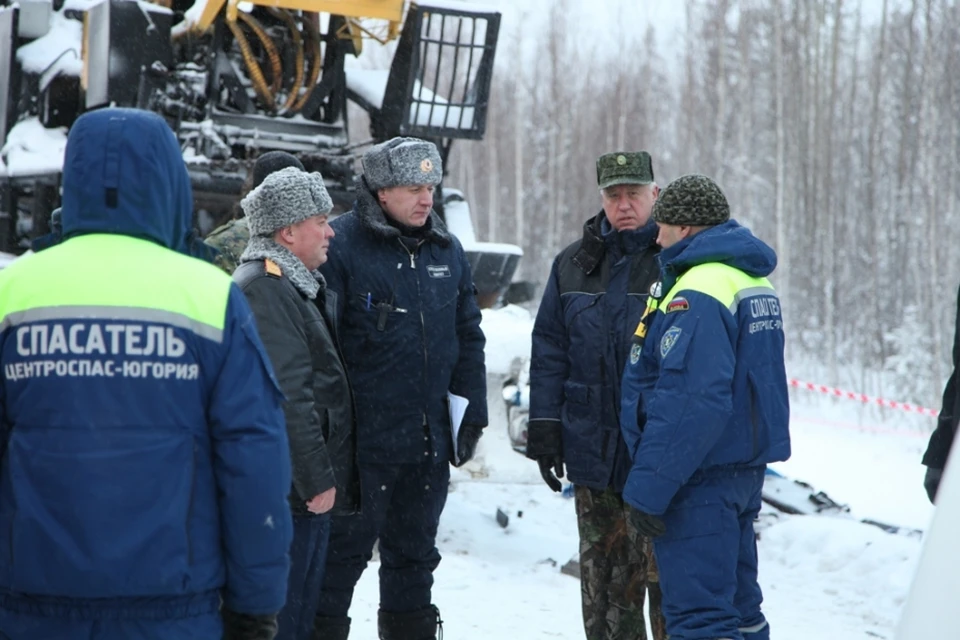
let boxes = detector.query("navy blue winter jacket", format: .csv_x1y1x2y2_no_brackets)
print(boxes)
320,182,487,464
620,220,792,515
0,109,293,619
529,214,660,491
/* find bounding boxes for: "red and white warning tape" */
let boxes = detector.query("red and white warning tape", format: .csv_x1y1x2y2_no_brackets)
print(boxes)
788,378,939,417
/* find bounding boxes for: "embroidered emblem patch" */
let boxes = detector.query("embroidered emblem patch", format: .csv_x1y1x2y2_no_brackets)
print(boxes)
629,343,642,365
427,264,451,278
660,326,682,359
666,297,689,313
421,158,433,173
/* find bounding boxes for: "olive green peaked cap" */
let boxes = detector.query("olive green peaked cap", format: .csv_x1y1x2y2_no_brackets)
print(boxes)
596,151,655,189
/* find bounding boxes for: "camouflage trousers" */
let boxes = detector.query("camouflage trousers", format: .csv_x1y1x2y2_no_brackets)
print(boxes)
575,485,668,640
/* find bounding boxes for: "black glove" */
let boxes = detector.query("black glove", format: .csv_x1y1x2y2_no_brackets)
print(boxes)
536,456,564,492
628,507,666,538
526,420,564,492
925,466,943,504
222,609,279,640
455,424,484,467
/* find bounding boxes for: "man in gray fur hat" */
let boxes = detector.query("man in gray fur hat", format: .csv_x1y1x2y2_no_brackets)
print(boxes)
205,151,306,274
314,137,487,640
233,166,360,640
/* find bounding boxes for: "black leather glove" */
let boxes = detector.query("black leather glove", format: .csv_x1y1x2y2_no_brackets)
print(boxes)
628,506,666,538
925,466,943,504
222,609,279,640
455,424,484,467
536,456,564,492
526,420,564,492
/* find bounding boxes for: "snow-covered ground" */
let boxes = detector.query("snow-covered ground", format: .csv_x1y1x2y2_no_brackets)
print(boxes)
342,304,934,639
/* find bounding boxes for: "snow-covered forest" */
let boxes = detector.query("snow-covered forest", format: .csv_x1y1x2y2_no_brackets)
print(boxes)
447,0,958,410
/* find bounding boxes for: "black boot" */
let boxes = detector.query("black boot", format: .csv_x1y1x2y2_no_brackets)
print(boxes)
377,605,443,640
312,615,351,640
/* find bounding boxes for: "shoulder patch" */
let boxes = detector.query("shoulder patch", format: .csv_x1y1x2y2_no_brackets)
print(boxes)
264,259,282,277
660,326,682,359
665,297,689,313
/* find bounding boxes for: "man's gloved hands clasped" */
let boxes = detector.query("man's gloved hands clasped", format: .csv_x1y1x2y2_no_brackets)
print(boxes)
924,466,943,504
222,609,279,640
454,424,484,467
526,420,565,492
628,506,666,538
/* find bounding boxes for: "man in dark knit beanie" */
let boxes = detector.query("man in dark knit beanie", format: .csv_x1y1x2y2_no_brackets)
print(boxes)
205,151,306,274
620,174,789,640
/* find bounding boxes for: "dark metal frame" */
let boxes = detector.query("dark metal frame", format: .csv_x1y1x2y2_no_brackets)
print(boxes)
377,2,500,141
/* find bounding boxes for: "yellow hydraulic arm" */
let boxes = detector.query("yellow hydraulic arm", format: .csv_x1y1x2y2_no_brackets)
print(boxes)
191,0,404,31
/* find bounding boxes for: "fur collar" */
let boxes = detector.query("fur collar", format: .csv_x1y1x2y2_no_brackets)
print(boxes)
352,176,452,247
240,236,323,299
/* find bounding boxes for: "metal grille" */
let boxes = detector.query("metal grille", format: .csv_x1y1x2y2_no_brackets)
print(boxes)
380,1,499,141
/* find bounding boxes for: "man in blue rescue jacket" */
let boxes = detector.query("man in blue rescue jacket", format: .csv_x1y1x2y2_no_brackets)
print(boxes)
620,174,791,640
315,137,487,640
0,108,294,640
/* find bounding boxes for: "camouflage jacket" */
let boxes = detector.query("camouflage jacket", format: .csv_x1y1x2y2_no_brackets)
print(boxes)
205,218,250,274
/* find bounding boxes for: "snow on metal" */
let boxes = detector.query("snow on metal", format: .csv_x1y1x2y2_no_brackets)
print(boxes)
345,69,478,130
16,9,82,77
0,117,68,178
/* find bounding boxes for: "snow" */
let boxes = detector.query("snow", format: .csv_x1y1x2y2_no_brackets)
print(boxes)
16,8,83,78
345,69,478,130
338,305,934,639
443,194,477,245
479,304,533,376
0,117,67,178
446,194,523,256
772,415,933,531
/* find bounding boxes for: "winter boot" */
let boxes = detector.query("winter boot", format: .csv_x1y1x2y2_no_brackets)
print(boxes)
312,615,351,640
377,605,443,640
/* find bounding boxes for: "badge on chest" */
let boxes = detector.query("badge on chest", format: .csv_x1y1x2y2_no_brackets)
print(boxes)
427,265,452,279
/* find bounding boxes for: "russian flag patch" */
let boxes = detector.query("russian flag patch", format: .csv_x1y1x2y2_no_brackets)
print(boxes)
666,297,689,313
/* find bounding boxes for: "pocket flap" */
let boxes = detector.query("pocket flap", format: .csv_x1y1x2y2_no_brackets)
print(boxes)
563,381,590,405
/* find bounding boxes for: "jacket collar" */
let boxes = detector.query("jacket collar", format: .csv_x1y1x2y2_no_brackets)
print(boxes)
571,212,658,275
352,176,452,247
239,236,323,299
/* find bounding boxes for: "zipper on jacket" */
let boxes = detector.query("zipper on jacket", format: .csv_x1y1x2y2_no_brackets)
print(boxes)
396,237,432,453
397,238,421,269
416,265,431,453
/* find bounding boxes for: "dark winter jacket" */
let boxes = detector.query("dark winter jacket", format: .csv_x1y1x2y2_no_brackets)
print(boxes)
620,220,792,515
528,213,661,491
319,179,488,464
0,108,293,620
234,240,360,517
923,283,960,470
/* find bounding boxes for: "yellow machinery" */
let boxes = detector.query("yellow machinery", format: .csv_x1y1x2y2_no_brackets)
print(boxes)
0,0,520,306
1,0,501,231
